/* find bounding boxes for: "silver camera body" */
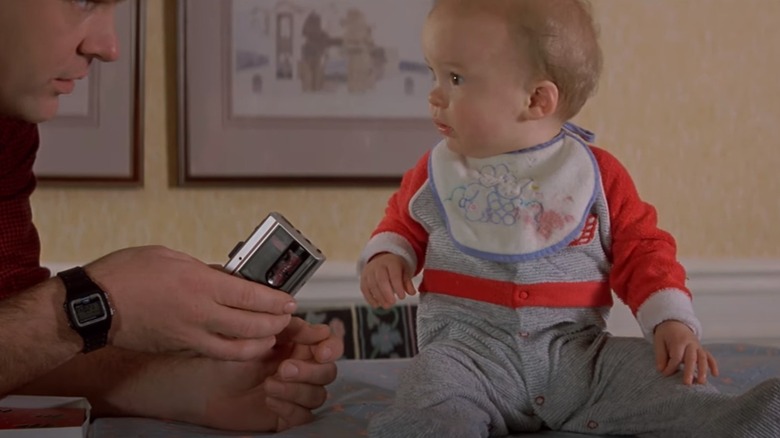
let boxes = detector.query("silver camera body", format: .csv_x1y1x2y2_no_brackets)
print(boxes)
224,212,325,296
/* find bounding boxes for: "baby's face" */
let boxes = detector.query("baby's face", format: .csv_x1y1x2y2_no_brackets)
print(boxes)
422,4,534,158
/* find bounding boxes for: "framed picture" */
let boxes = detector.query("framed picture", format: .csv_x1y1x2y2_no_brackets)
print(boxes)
34,0,144,185
178,0,441,185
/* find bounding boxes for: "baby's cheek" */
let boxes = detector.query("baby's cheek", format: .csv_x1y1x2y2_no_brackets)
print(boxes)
469,114,505,143
453,106,482,132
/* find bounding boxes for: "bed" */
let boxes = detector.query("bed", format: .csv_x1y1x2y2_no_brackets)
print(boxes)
90,341,780,437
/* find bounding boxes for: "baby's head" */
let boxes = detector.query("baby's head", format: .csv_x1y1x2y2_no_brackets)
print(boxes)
424,0,602,156
517,0,602,119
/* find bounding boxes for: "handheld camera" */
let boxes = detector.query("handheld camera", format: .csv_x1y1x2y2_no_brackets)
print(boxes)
224,212,325,296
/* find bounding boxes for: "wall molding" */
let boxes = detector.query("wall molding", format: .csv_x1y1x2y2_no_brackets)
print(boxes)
296,259,780,343
45,259,780,343
606,259,780,342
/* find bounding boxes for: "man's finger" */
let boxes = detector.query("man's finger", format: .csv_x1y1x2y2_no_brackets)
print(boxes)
312,333,344,363
264,379,328,409
277,359,338,385
210,309,291,340
264,397,315,431
214,274,297,314
198,334,277,361
277,318,330,345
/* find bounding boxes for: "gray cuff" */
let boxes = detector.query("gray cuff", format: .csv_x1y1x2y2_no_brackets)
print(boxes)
636,288,702,343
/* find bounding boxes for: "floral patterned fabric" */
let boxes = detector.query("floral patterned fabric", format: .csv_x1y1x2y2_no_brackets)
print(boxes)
296,304,419,359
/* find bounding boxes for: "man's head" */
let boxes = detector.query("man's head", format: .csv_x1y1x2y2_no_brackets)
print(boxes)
0,0,122,123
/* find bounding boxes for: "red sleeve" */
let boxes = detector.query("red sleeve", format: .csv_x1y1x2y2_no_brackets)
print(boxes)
371,152,431,274
0,117,51,299
591,146,689,314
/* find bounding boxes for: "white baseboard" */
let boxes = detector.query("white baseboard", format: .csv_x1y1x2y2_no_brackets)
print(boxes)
605,259,780,342
44,259,780,343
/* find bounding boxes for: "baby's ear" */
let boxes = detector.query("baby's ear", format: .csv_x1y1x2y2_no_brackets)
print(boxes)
525,80,559,120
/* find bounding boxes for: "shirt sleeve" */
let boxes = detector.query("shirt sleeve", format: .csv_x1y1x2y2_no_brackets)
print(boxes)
0,118,51,299
592,146,701,339
357,152,431,276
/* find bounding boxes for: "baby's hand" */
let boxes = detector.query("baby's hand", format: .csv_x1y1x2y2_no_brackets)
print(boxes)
360,253,416,309
653,320,720,385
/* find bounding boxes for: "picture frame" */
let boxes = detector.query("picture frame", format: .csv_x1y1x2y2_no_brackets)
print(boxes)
177,0,440,185
34,0,144,186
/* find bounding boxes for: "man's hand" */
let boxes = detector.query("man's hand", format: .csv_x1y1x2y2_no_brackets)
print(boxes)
260,317,344,431
653,320,719,385
360,253,416,309
14,317,345,432
197,317,343,431
85,246,299,361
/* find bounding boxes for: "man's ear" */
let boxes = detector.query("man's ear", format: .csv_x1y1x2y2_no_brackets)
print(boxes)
524,80,559,120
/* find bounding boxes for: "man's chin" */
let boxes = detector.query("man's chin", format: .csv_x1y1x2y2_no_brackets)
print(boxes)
17,97,60,124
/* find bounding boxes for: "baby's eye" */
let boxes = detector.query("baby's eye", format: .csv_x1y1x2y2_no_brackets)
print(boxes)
449,73,462,86
427,67,437,82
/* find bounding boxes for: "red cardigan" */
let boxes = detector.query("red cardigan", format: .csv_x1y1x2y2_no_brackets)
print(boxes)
0,117,50,299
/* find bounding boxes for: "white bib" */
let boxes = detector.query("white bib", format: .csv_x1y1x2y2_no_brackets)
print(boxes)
429,131,599,262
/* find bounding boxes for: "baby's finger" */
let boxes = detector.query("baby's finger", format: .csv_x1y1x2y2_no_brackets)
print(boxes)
366,289,382,308
654,338,668,372
708,352,720,377
360,281,380,308
404,276,417,296
682,345,698,385
695,349,709,384
662,361,680,377
359,274,378,307
386,262,407,301
374,270,393,301
375,268,398,308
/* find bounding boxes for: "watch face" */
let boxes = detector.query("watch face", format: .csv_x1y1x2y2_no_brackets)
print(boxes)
69,293,108,328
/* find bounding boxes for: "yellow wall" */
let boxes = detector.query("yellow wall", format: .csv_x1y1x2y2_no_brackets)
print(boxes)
31,0,780,265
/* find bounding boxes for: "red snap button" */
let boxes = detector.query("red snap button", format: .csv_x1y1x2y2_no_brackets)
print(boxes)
520,291,529,299
587,420,598,429
535,396,545,405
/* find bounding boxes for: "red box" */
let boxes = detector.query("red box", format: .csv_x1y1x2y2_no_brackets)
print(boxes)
0,396,90,437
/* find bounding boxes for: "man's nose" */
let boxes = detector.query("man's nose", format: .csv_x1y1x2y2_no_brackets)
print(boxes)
78,7,120,63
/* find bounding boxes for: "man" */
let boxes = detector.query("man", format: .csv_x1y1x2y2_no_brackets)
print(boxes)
0,0,343,431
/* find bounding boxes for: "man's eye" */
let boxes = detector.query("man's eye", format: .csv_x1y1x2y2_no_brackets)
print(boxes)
450,73,462,86
73,0,97,11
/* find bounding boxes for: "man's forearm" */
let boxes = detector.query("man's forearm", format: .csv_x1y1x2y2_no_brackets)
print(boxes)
16,347,195,420
0,278,82,396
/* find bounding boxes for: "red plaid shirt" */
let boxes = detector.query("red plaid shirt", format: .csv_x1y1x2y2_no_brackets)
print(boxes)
0,117,50,299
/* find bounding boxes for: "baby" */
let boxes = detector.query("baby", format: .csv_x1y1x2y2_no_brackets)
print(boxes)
358,0,780,436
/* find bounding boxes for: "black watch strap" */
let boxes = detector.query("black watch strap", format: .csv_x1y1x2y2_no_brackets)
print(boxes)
57,266,113,353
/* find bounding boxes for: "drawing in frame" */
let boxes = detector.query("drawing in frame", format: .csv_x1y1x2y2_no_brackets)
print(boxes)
34,0,144,185
178,0,441,185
